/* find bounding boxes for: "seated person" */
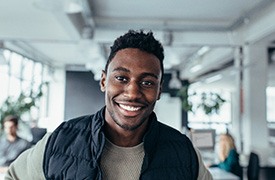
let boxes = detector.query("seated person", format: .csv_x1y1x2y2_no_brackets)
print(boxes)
210,133,242,179
0,115,31,173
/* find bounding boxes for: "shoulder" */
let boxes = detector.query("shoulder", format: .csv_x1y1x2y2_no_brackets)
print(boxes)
16,137,31,148
54,115,95,134
47,115,94,146
60,108,104,129
157,121,190,142
229,149,239,156
64,115,94,125
227,149,239,160
45,113,103,154
0,135,6,144
151,121,196,157
146,115,192,146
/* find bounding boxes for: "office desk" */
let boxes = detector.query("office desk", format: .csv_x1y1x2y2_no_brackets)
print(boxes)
209,167,240,180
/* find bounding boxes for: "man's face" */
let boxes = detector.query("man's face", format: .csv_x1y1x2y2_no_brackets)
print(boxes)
100,48,162,131
4,121,17,136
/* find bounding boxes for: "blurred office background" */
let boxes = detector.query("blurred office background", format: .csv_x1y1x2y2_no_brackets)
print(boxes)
1,0,275,178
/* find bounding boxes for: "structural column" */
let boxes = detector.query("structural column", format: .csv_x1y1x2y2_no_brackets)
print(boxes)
231,47,243,152
242,43,269,165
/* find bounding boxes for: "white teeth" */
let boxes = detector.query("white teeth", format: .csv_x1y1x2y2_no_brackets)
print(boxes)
119,104,141,111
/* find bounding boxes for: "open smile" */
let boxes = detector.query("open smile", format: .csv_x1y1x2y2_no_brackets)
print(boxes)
115,101,145,117
119,104,142,111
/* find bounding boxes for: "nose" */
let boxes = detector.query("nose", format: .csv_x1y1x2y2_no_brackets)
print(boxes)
124,81,142,100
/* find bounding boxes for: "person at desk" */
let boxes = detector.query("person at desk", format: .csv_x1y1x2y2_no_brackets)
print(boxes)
0,115,31,173
5,30,212,179
210,133,242,179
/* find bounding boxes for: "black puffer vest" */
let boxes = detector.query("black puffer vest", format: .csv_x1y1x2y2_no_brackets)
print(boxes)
43,107,199,179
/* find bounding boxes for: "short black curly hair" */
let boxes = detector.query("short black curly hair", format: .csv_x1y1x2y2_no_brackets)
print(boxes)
105,29,164,82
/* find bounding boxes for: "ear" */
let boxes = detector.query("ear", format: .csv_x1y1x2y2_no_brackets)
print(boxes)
100,70,106,92
157,92,161,100
157,84,162,100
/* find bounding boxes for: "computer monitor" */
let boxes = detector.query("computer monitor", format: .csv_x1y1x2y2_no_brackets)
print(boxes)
190,129,216,151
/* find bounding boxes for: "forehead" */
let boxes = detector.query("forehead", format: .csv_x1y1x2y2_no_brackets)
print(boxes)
4,121,16,127
220,135,228,139
108,48,161,75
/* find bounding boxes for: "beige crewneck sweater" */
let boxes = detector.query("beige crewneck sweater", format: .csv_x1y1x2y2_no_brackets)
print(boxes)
100,139,145,180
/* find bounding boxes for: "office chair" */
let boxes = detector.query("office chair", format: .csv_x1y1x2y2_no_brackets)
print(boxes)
31,127,47,145
247,152,260,180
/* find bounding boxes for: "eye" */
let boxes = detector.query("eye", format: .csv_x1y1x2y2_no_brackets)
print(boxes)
115,76,128,82
141,81,154,87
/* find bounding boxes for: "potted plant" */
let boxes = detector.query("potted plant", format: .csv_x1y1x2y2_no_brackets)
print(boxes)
177,83,226,115
0,83,47,129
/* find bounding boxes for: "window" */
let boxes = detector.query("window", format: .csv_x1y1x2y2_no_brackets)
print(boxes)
0,49,50,124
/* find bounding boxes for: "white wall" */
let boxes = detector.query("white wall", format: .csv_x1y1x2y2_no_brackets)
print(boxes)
154,93,182,132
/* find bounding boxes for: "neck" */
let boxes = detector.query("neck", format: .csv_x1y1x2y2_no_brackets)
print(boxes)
7,134,17,142
104,121,148,147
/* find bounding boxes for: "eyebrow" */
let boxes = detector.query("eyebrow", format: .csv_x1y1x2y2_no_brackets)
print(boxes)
112,67,159,80
113,67,130,73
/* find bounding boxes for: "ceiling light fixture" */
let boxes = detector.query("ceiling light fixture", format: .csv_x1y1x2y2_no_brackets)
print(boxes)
205,74,223,84
163,30,173,46
197,46,210,56
190,64,202,73
64,0,83,14
33,0,83,13
169,71,182,89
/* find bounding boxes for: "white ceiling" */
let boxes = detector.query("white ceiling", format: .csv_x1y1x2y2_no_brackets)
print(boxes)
1,0,275,89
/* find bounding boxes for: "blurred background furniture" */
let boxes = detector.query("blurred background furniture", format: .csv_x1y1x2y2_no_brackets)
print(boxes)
247,152,260,180
30,127,47,145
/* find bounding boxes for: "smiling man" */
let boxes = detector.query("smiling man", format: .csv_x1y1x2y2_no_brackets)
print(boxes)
5,30,212,180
